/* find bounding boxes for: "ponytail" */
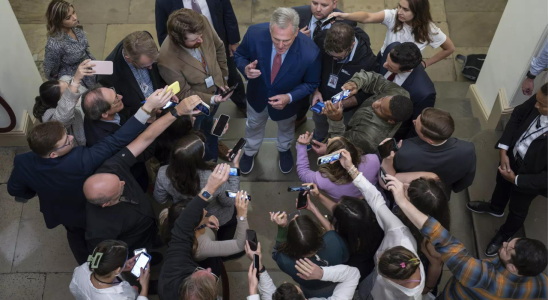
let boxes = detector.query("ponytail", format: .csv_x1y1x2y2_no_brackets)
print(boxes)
34,80,62,122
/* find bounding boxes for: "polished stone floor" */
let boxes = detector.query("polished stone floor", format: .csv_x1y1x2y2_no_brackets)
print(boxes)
1,0,515,299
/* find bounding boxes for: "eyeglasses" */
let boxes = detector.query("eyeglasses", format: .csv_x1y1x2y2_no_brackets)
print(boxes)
109,87,121,106
193,267,219,283
49,129,72,155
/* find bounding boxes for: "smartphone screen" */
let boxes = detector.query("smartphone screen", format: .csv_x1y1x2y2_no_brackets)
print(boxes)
229,138,247,161
378,138,397,159
317,152,341,165
287,186,311,192
310,102,325,114
221,83,239,97
229,167,240,176
287,210,301,222
297,191,308,209
131,253,151,277
246,229,258,251
212,114,230,137
196,103,210,116
380,167,388,184
226,190,251,201
253,254,260,269
133,248,147,256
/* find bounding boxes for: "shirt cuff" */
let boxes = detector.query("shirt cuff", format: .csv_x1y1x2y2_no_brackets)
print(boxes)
134,107,150,124
210,95,217,106
497,143,509,151
247,295,260,300
514,175,519,186
287,93,293,103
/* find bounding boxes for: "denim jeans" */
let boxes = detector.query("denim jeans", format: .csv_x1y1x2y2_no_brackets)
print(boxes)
194,104,220,162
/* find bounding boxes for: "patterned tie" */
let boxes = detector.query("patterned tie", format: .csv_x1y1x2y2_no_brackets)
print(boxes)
191,0,202,14
313,20,323,40
271,53,281,84
387,72,396,82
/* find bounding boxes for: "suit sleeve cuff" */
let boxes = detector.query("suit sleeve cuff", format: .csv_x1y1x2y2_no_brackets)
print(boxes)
134,108,150,124
515,175,519,186
497,143,509,151
287,93,293,103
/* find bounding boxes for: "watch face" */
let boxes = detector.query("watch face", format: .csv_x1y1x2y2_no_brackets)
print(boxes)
201,190,212,199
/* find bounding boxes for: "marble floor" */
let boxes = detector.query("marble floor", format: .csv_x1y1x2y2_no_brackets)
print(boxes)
2,0,512,299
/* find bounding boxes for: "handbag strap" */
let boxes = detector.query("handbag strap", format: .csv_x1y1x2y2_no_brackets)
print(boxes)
455,54,467,65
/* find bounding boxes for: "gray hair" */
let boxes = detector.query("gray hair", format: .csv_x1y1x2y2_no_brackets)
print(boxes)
270,7,299,34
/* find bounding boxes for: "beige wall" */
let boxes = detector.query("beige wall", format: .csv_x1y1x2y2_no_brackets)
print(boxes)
474,0,548,115
0,0,43,132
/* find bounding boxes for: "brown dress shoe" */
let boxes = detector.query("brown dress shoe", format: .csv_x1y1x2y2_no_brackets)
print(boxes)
218,141,230,161
295,116,307,129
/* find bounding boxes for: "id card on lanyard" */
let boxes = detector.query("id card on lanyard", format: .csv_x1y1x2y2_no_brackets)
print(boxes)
198,47,215,89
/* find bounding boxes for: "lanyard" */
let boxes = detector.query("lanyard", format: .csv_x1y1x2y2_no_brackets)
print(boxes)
519,116,546,143
196,47,209,75
331,56,349,77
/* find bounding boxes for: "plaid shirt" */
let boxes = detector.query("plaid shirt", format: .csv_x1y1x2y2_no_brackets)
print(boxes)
421,217,547,299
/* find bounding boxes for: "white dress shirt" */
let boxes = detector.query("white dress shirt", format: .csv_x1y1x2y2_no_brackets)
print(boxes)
69,262,148,300
246,265,360,300
182,0,213,27
384,70,412,86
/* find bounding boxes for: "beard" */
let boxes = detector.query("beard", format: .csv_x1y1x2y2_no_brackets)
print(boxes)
188,42,202,49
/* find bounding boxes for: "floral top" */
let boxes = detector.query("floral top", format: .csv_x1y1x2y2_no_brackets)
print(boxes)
43,27,96,88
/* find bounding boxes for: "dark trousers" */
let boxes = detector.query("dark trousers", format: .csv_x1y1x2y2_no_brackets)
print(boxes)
489,156,540,238
226,48,246,109
194,104,220,162
65,226,89,265
296,96,311,121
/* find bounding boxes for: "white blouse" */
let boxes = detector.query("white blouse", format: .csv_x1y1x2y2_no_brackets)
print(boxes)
380,9,447,55
352,173,426,300
69,262,148,300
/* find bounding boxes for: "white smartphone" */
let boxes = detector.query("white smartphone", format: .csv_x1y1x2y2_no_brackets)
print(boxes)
131,252,151,278
317,151,342,165
134,248,147,256
90,61,113,75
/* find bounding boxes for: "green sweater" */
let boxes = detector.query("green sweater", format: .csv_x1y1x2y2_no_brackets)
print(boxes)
328,71,410,154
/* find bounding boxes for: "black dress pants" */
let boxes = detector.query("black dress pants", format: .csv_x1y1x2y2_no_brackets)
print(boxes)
226,47,246,110
489,155,540,238
65,226,89,265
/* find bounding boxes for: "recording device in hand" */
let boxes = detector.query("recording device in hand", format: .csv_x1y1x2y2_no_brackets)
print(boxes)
317,152,342,165
287,186,311,192
287,210,301,222
131,252,151,278
310,90,350,113
90,61,113,75
246,229,258,251
196,101,210,116
379,167,388,184
229,138,247,161
297,191,308,209
212,114,230,137
220,83,239,97
321,15,337,26
229,167,240,176
253,254,260,270
161,82,181,109
377,138,399,159
225,190,251,200
134,248,147,256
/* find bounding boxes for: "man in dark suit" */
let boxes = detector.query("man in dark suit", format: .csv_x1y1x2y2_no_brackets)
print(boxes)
234,7,321,174
98,31,167,119
155,0,246,113
379,42,436,140
467,83,548,256
382,107,476,198
293,0,357,127
6,95,170,264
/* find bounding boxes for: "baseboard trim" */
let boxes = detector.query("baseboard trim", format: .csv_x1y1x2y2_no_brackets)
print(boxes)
0,111,37,146
467,85,513,130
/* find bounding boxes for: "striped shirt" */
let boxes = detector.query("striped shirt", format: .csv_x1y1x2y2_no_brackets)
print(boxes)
421,217,547,299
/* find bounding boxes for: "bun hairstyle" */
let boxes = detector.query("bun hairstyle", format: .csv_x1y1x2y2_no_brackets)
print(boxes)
378,246,421,280
33,80,62,122
88,240,128,276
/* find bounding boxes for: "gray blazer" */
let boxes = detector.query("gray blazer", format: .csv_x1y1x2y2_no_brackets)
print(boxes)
42,87,86,146
154,165,240,226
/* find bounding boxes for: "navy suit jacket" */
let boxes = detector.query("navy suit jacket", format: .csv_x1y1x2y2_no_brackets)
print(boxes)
7,117,146,229
234,23,321,121
155,0,240,46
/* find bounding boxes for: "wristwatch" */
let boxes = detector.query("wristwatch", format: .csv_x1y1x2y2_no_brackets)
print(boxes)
239,215,246,221
169,107,180,118
526,71,537,80
200,188,213,200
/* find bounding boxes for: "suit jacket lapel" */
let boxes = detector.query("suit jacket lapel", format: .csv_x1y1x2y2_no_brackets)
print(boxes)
118,48,145,101
271,38,299,87
176,46,208,74
172,0,184,10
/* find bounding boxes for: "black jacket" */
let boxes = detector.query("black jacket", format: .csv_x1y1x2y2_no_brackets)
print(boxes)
293,5,357,31
380,42,436,140
158,196,208,300
97,35,166,119
497,95,547,195
315,27,377,106
155,0,240,47
394,137,477,197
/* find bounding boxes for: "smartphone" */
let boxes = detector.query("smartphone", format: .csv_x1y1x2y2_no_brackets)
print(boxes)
212,114,230,137
310,101,325,114
287,210,301,222
226,190,251,201
229,167,240,176
90,60,113,75
377,138,399,159
317,152,342,165
379,167,388,184
321,15,337,26
246,229,258,251
287,186,311,192
166,81,181,95
196,101,210,116
253,254,260,269
229,138,247,161
162,101,177,109
131,252,151,278
297,191,308,210
133,248,147,256
220,83,239,97
331,90,351,103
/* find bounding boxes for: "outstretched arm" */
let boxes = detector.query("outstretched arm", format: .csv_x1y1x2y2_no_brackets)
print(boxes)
329,11,385,24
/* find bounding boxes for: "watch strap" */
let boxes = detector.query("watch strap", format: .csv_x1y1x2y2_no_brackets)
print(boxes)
169,107,180,118
526,71,537,80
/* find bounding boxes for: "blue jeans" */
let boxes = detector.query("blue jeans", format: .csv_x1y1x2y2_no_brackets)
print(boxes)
193,104,220,162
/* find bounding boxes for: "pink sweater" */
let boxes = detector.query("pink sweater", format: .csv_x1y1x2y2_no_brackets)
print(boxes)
296,143,380,201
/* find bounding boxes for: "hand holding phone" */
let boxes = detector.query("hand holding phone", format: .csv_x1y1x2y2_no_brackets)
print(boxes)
296,191,308,209
379,167,388,185
131,252,151,278
196,101,211,116
317,151,342,165
377,138,399,159
229,138,247,161
246,229,258,251
287,210,301,222
221,83,239,97
287,186,311,192
90,60,113,75
212,114,230,137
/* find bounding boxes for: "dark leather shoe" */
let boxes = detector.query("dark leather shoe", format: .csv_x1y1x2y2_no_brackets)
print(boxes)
485,231,512,257
240,153,255,174
279,150,294,173
467,201,504,217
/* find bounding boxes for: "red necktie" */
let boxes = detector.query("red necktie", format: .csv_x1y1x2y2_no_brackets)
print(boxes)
387,72,396,82
271,54,281,84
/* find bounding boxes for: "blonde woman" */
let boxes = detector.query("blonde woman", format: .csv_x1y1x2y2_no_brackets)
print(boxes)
43,0,96,88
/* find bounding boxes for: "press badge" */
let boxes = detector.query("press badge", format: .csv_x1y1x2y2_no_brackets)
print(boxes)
140,82,150,94
328,74,338,88
205,76,214,88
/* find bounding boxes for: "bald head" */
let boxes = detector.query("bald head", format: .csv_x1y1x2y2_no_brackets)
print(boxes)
84,173,124,207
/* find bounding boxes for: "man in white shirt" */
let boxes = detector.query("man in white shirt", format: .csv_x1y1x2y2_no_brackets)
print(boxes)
245,242,359,300
467,83,548,257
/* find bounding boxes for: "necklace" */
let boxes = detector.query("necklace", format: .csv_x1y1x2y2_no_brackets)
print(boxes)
93,273,114,285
